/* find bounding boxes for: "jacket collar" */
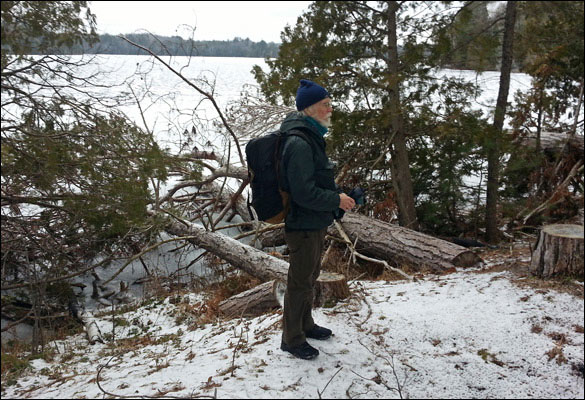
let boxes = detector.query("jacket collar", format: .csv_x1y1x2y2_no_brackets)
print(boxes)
304,116,328,137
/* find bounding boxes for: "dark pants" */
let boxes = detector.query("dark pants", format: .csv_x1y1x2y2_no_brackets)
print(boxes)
282,228,327,347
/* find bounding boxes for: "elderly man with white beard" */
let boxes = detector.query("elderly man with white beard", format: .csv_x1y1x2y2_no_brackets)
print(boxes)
278,79,355,360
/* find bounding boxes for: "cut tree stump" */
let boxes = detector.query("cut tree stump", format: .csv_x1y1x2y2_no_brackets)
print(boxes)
219,279,286,318
530,224,584,278
313,272,350,307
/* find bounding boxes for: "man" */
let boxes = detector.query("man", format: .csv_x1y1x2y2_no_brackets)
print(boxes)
279,79,355,360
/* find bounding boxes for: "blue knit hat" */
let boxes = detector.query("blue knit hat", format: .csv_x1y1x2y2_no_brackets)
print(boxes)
295,79,330,111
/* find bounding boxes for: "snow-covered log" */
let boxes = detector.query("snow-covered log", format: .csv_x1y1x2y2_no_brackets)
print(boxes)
162,218,288,282
521,131,584,155
68,300,104,344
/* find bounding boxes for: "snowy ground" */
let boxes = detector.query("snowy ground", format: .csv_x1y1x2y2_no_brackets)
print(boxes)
3,248,584,399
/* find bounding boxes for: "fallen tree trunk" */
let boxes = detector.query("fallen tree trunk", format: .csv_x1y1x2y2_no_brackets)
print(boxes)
218,272,350,317
68,300,104,345
333,213,482,272
219,279,286,317
258,212,483,271
160,211,482,308
162,217,288,282
521,131,584,155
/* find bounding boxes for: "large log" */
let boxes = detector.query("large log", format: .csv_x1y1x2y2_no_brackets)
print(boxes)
333,212,482,272
530,224,584,278
219,272,350,317
219,279,286,317
521,131,584,155
258,213,482,272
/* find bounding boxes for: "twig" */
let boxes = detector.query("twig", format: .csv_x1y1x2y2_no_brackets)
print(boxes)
96,353,217,399
355,339,408,399
232,222,285,241
317,367,343,399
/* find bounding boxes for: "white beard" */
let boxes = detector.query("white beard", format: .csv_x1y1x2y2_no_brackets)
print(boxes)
318,113,332,128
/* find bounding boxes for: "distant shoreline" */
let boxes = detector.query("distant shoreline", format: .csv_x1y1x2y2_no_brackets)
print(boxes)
17,33,281,58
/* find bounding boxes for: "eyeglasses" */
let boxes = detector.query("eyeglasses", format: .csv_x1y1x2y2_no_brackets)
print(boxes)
319,100,333,109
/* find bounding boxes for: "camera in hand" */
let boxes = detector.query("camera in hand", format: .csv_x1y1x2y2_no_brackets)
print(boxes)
334,186,365,220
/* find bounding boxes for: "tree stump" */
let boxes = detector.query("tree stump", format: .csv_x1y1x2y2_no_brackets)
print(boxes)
218,279,286,318
314,272,350,308
530,224,584,278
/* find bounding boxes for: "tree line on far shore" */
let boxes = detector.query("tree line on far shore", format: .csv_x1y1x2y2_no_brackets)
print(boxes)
31,33,282,58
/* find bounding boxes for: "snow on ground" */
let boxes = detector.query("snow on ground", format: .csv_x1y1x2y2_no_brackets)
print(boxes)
3,260,583,399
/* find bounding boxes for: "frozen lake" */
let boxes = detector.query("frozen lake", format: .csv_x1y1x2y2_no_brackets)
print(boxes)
66,54,533,155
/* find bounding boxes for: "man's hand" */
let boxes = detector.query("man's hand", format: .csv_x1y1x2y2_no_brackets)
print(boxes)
339,193,355,212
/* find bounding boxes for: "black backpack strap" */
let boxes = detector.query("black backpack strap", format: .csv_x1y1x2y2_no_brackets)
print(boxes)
276,129,311,187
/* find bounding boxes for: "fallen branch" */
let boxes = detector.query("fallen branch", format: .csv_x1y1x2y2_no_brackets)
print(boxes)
521,160,584,224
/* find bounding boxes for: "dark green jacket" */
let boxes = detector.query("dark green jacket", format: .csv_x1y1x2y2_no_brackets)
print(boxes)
279,112,340,231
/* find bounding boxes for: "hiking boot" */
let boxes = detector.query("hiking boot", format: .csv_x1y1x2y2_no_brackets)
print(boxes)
280,341,319,360
305,324,332,340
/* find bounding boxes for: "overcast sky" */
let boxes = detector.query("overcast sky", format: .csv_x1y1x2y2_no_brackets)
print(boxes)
90,1,313,43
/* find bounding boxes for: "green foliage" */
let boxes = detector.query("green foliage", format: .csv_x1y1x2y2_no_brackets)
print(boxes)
1,1,97,57
501,1,583,224
253,1,491,234
3,110,168,246
407,79,491,235
511,1,584,135
516,1,584,82
1,2,175,299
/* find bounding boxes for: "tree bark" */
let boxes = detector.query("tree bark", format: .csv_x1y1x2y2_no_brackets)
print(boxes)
219,279,286,317
313,272,350,307
162,217,288,282
485,0,517,243
333,212,482,272
386,1,419,230
530,224,584,278
69,300,104,344
257,212,482,270
256,213,482,272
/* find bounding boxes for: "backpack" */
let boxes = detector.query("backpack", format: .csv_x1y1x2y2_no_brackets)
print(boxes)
245,129,309,223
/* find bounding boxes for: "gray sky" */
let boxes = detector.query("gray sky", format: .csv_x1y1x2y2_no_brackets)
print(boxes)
90,1,313,42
